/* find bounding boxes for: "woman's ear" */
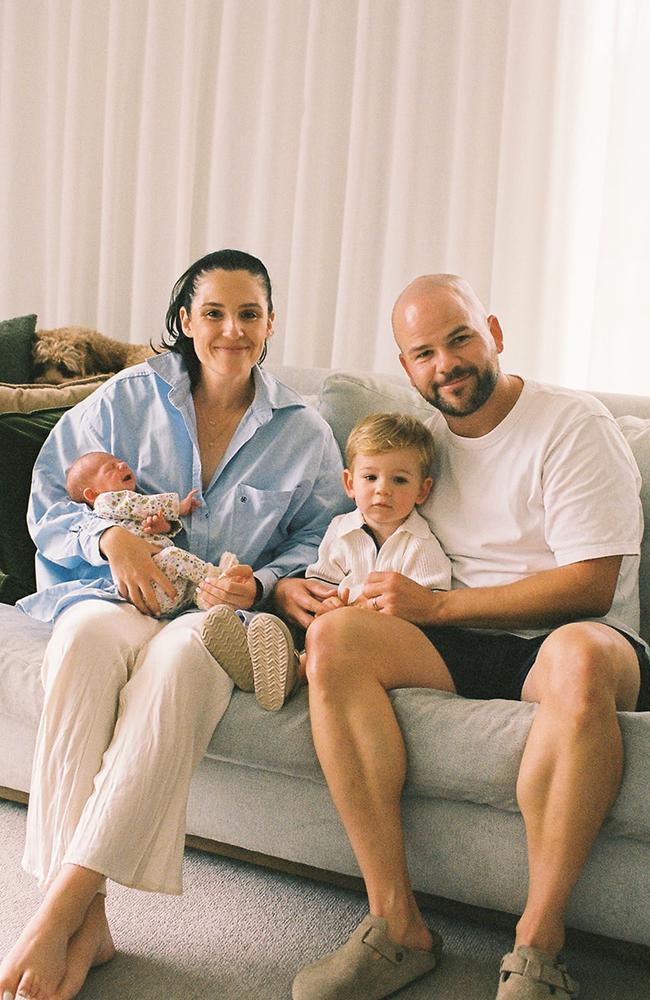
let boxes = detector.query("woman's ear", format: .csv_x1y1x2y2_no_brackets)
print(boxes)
180,306,192,338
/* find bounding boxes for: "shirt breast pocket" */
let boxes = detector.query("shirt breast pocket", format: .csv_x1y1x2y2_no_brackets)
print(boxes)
231,483,299,555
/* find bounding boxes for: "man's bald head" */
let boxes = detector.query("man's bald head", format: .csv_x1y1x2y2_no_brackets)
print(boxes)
391,274,489,341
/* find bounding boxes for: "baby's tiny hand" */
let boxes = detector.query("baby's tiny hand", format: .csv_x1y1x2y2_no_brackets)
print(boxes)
179,488,201,516
143,512,171,535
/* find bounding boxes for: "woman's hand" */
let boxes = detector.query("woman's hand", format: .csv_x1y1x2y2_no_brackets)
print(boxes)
273,578,338,629
196,563,257,611
99,526,177,616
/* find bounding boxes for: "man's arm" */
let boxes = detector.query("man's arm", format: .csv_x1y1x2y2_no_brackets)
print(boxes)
364,555,622,629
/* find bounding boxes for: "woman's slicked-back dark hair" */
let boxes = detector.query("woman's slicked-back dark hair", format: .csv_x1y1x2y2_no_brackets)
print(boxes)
161,249,274,385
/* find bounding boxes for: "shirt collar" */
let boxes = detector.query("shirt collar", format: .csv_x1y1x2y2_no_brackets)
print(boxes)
146,351,308,416
339,506,432,540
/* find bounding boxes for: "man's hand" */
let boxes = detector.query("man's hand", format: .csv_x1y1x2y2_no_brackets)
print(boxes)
196,563,257,611
99,526,176,617
363,571,440,624
273,578,338,629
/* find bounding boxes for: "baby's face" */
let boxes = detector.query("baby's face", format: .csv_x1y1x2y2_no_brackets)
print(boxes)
88,455,137,494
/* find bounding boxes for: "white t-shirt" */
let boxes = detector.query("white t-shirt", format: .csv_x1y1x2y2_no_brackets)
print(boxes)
419,380,644,640
306,507,452,602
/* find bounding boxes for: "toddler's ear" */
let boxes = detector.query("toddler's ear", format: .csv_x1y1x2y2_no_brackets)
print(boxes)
416,476,433,505
342,468,355,499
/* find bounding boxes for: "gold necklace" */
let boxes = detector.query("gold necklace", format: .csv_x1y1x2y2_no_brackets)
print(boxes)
193,390,252,450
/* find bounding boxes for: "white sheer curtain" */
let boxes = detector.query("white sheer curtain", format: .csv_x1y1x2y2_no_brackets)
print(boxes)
1,0,648,392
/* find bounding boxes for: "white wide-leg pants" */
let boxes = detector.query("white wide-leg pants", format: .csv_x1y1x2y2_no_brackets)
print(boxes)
22,599,234,895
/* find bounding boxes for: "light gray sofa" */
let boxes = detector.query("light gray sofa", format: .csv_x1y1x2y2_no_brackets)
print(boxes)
1,365,649,948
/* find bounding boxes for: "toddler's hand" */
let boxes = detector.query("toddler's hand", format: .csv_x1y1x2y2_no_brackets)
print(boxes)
315,589,349,616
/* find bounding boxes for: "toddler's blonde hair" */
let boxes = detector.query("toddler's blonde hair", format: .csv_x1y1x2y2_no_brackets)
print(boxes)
345,412,435,480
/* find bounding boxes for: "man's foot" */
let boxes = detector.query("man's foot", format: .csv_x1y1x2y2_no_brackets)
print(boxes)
292,914,442,1000
200,605,254,691
496,945,579,998
50,895,116,1000
247,613,301,711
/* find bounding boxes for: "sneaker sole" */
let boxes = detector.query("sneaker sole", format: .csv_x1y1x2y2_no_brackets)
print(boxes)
248,614,297,711
201,605,254,691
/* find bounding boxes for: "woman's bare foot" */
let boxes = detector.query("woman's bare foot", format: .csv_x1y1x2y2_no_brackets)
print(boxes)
50,895,116,1000
0,866,108,1000
0,894,115,1000
0,907,70,999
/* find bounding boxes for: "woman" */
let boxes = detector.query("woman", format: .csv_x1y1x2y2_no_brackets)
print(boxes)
0,250,345,1000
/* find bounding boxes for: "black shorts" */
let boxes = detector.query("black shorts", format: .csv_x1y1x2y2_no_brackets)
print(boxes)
419,624,650,710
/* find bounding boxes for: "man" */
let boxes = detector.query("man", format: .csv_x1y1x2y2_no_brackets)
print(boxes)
276,275,648,1000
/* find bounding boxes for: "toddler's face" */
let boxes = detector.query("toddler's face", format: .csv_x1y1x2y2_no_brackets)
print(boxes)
343,447,431,534
87,455,137,494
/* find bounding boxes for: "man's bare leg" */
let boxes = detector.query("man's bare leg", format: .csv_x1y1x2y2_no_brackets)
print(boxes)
305,608,455,951
515,623,640,957
0,863,112,1000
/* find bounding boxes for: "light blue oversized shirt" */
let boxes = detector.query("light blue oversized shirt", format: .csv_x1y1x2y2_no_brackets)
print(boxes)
19,352,348,622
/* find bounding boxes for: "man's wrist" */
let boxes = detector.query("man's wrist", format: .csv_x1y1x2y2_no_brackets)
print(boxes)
422,587,456,627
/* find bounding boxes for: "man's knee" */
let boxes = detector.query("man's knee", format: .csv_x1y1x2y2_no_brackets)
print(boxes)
304,608,372,687
528,623,637,713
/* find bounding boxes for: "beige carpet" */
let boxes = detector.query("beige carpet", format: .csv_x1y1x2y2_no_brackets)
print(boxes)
1,800,648,999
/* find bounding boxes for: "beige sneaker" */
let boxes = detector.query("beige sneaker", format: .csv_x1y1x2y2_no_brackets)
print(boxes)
247,613,301,711
200,605,254,691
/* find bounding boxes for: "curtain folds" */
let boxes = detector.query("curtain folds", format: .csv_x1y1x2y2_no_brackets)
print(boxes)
1,0,647,392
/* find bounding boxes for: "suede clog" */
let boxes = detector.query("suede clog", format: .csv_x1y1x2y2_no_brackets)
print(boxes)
292,914,443,1000
496,945,579,998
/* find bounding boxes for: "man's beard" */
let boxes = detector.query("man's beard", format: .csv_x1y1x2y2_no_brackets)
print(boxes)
423,363,499,416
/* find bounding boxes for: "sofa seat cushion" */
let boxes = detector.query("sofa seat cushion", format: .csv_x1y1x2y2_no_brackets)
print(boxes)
0,605,52,722
1,601,648,844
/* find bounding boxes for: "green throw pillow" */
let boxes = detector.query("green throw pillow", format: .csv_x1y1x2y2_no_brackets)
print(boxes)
0,314,37,384
318,370,431,458
0,407,66,603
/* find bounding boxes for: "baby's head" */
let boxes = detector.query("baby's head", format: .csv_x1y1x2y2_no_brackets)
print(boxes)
66,451,137,507
343,413,435,535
